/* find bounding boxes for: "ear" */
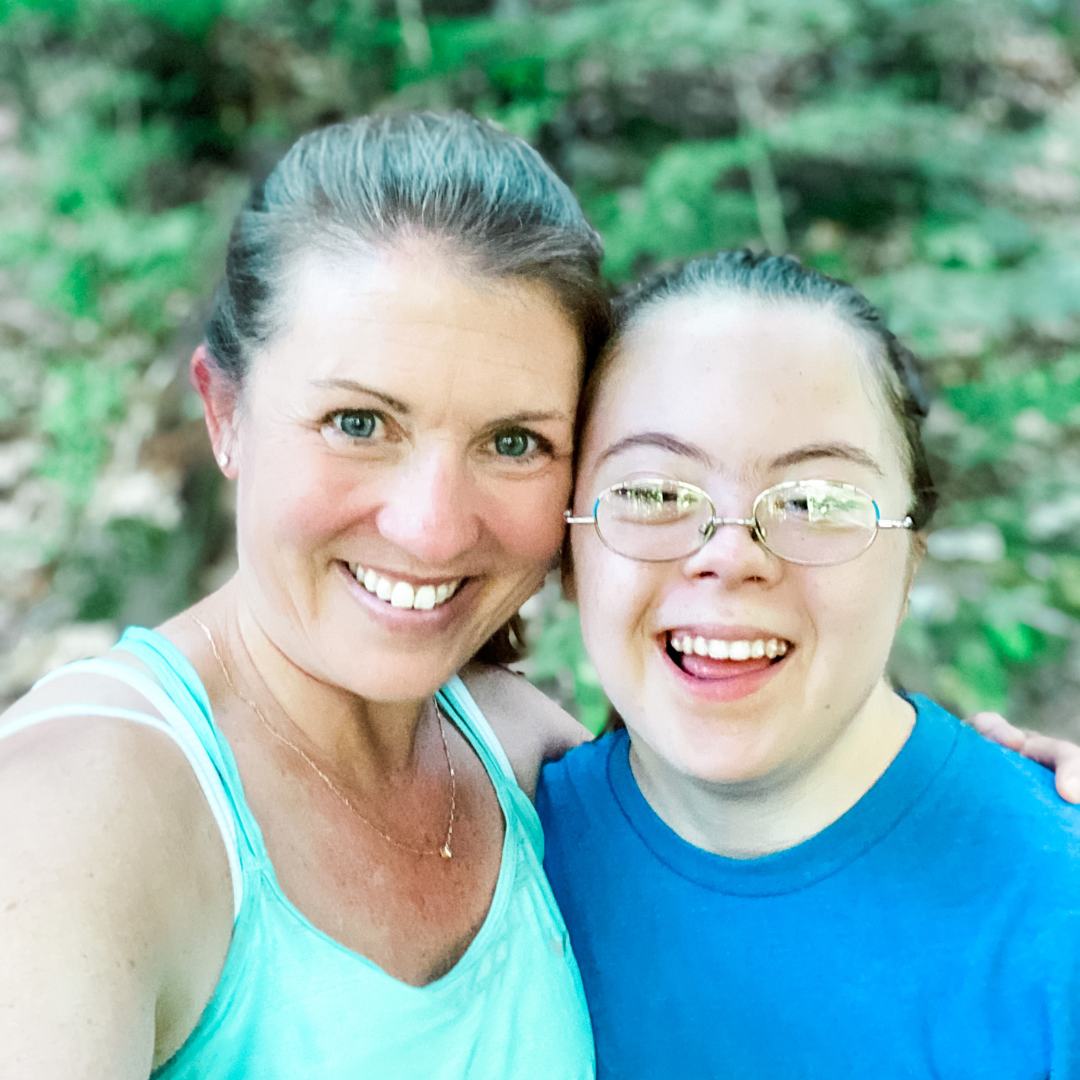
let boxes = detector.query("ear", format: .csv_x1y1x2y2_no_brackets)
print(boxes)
898,531,928,627
191,343,241,478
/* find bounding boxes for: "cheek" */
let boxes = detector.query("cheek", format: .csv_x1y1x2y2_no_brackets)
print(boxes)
480,466,573,564
573,541,651,669
244,441,381,545
806,549,910,657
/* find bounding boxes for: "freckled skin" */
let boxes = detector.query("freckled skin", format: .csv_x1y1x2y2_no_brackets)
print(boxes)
569,298,920,856
187,243,585,983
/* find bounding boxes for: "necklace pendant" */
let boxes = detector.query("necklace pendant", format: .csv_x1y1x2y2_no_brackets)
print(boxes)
440,843,452,860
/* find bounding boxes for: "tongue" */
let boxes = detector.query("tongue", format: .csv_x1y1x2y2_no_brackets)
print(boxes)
680,654,775,679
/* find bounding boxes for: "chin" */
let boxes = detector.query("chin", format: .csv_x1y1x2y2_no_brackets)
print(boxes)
643,710,790,786
311,634,459,703
341,663,457,704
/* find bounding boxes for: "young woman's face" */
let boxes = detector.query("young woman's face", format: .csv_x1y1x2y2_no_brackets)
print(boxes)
570,298,919,785
224,245,582,702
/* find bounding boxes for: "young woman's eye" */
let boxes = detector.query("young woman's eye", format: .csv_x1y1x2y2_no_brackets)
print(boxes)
493,429,539,459
334,411,381,439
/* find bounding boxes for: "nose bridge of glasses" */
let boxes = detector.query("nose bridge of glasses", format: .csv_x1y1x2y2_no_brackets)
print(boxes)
701,513,756,538
698,516,763,559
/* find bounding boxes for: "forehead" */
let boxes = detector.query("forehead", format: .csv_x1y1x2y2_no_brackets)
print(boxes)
252,245,583,405
584,297,903,480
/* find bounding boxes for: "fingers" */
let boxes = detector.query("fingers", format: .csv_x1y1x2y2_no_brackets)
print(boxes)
966,712,1080,803
967,711,1026,752
1016,732,1080,804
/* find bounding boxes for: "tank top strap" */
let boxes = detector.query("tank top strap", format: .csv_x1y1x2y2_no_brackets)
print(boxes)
435,674,544,856
106,627,269,866
18,646,245,921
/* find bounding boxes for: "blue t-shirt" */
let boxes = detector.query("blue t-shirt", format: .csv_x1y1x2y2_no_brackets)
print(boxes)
537,695,1080,1078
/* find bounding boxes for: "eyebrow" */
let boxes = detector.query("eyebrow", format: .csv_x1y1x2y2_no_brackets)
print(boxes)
769,442,884,476
596,432,715,469
311,380,571,427
596,433,884,476
312,378,411,413
491,410,572,427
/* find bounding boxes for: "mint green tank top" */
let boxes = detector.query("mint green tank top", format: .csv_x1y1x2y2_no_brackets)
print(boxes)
16,627,595,1078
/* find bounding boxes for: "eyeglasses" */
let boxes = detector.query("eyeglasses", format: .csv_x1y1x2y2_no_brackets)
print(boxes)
564,478,914,566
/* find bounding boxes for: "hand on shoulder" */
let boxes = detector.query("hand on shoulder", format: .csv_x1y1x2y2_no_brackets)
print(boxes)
968,710,1080,804
458,664,591,800
0,675,233,1077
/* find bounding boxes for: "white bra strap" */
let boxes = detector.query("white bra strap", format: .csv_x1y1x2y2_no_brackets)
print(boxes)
2,698,244,921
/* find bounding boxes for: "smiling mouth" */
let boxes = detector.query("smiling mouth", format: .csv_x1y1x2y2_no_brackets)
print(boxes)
666,631,792,673
348,563,465,611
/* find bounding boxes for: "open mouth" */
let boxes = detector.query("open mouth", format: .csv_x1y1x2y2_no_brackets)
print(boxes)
347,562,465,612
665,631,792,677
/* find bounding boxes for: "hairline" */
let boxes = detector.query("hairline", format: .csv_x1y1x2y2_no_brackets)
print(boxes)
588,287,917,489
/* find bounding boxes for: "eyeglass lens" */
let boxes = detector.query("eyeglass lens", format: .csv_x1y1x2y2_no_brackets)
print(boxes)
595,479,882,565
597,480,711,562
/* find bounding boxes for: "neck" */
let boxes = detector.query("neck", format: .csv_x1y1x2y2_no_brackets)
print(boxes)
628,680,915,859
215,584,432,780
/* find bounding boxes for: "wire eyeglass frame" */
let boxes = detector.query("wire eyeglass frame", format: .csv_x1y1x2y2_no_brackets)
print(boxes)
564,477,915,566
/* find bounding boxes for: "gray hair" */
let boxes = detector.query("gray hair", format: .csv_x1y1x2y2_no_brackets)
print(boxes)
205,111,610,383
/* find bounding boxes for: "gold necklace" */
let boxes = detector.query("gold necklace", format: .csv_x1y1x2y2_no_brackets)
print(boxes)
191,615,455,860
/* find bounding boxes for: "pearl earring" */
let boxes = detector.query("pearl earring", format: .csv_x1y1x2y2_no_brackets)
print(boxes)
217,451,230,469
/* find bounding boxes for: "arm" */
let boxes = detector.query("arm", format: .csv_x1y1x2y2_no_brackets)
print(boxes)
0,713,233,1077
459,664,591,800
968,711,1080,803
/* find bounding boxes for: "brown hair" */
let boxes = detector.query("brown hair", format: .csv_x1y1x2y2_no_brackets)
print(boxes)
580,249,937,530
206,112,614,664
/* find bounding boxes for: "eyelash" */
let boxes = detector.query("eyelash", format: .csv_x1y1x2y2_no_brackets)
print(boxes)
326,410,385,441
489,428,554,464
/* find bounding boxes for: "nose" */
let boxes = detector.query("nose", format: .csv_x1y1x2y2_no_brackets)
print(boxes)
374,445,482,566
683,514,779,587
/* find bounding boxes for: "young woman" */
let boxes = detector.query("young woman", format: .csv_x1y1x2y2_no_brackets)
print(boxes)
543,250,1080,1078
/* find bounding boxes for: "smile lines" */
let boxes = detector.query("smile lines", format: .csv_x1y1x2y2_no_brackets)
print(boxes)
351,564,463,611
669,633,790,661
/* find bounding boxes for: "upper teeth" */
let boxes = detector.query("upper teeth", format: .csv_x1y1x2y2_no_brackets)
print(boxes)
670,634,788,660
352,565,461,610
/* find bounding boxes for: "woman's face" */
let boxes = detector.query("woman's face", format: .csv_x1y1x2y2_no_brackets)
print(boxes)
224,245,582,702
570,298,918,785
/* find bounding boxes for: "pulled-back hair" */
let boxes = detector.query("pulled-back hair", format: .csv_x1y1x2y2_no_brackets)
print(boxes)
206,112,611,665
589,250,937,529
205,111,609,385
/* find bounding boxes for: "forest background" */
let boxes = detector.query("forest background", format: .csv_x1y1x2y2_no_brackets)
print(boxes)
3,0,1080,736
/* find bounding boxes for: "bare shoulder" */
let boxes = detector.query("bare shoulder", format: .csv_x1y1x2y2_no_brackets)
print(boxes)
458,663,591,800
0,679,233,1075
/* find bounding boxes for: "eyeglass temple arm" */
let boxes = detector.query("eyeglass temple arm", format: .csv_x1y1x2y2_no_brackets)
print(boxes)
564,511,596,524
878,516,915,529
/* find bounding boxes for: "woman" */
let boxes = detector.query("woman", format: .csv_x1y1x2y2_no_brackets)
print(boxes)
0,112,606,1077
542,250,1080,1077
2,115,1074,1078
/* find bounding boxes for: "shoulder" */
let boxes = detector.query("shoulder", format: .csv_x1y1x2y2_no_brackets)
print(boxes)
0,699,230,903
458,662,592,800
537,731,621,826
914,694,1080,859
0,670,233,1068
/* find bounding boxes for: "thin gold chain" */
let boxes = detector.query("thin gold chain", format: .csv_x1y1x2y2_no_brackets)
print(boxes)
190,615,455,860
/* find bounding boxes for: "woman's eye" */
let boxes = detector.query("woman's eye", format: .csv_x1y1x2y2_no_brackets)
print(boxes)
335,411,380,439
493,429,537,459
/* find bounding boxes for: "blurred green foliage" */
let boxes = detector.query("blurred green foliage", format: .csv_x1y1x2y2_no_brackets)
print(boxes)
3,0,1080,732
